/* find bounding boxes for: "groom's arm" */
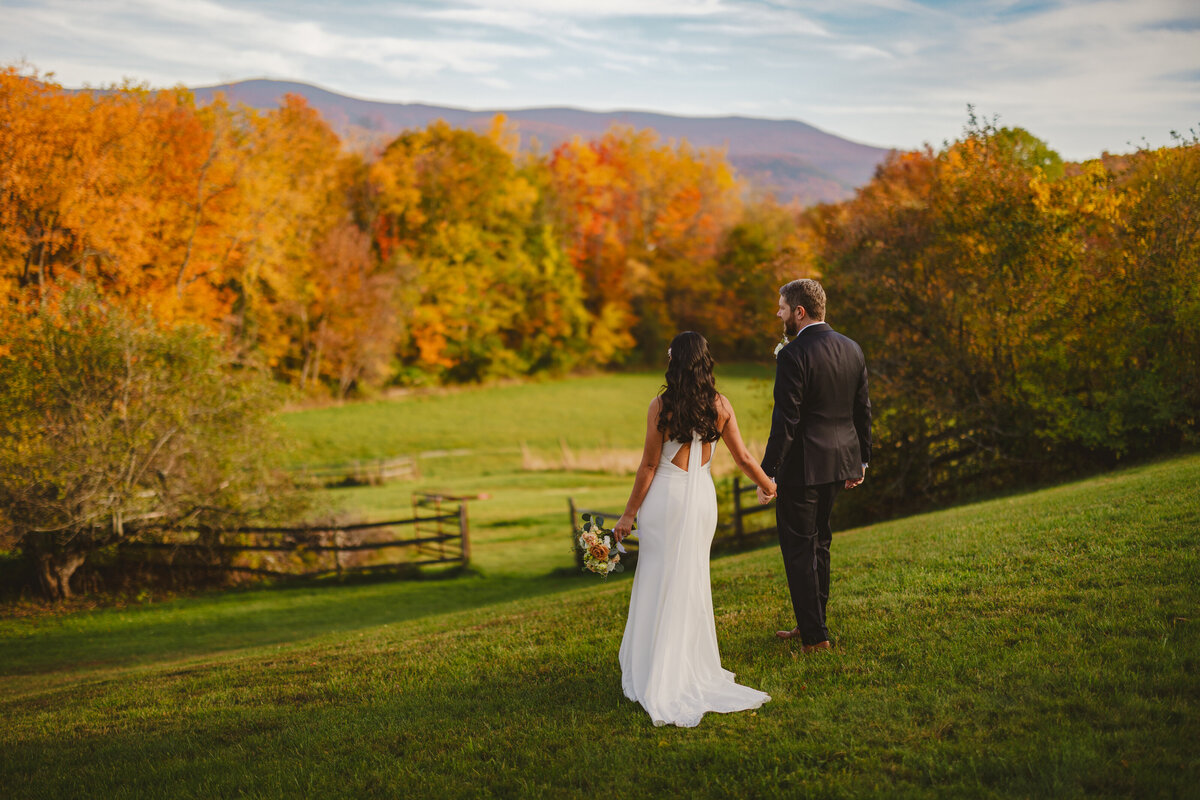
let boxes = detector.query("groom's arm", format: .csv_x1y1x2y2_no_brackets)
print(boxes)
761,348,804,479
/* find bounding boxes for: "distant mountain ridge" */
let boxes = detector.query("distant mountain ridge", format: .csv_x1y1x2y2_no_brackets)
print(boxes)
192,79,894,205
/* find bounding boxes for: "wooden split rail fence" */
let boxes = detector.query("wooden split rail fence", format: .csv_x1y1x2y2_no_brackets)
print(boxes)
121,493,469,579
568,477,775,570
730,476,777,543
289,455,419,486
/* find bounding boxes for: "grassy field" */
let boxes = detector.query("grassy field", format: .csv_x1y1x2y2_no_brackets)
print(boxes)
279,364,776,466
1,452,1196,798
279,365,776,577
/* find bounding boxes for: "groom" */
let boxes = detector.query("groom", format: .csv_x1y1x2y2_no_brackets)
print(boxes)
758,279,871,653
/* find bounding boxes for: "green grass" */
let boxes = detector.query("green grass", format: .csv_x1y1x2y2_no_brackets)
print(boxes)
280,365,775,577
2,453,1196,798
329,469,633,577
278,364,775,467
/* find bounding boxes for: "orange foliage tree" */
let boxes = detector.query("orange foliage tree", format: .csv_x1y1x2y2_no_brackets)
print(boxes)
7,65,1198,538
0,68,399,395
2,69,778,387
366,118,590,382
811,113,1200,521
0,68,250,326
546,127,743,362
711,198,812,358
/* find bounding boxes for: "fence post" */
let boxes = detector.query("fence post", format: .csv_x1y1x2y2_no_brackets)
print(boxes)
732,477,744,543
333,529,343,579
568,497,584,570
458,503,470,566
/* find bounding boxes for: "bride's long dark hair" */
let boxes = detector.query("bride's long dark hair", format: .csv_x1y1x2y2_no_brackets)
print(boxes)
658,332,721,443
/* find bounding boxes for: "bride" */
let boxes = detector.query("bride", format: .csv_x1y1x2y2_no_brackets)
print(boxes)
613,331,777,727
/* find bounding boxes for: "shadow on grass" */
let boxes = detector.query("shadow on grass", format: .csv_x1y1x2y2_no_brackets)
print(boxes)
3,454,1198,798
0,567,607,682
1,651,647,800
1,532,781,684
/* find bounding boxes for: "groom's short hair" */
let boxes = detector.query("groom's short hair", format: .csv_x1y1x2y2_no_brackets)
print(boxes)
781,279,826,321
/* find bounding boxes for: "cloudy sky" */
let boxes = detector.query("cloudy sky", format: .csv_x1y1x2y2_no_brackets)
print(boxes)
3,0,1199,160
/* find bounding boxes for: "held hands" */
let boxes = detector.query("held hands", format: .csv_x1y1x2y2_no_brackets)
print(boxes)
756,480,777,505
613,513,635,543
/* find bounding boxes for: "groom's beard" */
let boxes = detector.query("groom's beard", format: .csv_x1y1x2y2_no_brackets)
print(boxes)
784,317,800,337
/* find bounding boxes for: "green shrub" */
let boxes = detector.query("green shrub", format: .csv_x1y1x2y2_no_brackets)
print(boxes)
0,284,304,599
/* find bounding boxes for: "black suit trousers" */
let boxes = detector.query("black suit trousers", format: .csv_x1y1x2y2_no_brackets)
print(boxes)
776,481,841,645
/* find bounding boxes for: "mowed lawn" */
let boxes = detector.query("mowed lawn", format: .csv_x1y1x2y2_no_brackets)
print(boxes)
278,364,776,467
1,453,1196,798
278,366,776,577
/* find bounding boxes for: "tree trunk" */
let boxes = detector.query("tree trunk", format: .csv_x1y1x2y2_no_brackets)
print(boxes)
32,546,88,600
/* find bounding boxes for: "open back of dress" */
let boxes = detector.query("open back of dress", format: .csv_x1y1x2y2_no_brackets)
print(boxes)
665,436,713,472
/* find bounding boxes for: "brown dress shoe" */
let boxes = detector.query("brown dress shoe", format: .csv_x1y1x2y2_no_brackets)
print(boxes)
802,641,832,654
775,627,803,639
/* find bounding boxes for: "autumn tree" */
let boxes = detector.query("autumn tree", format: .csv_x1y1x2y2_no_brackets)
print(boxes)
710,199,811,358
225,95,364,373
0,69,264,328
0,284,299,599
815,113,1199,520
299,220,401,396
1093,132,1200,450
367,118,590,381
546,126,742,362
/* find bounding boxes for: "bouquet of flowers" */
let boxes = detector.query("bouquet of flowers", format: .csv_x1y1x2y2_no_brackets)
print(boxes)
576,512,627,578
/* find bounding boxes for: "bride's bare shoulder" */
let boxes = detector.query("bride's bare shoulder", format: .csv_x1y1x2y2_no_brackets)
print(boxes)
716,393,734,422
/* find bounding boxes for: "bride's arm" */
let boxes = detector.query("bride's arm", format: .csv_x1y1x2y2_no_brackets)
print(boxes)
613,398,665,542
718,395,777,502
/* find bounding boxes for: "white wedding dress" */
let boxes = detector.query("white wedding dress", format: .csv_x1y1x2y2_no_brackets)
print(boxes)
618,432,771,727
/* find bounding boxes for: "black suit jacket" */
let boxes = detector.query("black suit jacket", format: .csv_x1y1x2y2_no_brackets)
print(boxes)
761,323,872,487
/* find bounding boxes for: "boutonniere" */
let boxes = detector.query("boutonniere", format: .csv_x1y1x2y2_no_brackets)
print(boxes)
773,334,790,357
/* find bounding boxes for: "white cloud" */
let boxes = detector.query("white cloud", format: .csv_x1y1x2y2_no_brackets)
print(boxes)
1,0,1195,159
680,4,831,38
773,0,933,14
448,0,729,18
480,75,513,90
2,0,549,87
827,43,895,61
415,6,605,43
529,65,589,82
975,3,1195,144
785,0,1200,157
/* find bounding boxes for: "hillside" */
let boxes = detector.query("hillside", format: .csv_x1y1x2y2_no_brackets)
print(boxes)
191,79,893,205
2,453,1196,798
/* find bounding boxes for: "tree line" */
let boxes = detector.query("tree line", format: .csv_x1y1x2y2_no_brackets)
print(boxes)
815,114,1199,520
0,68,795,393
2,68,1197,597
